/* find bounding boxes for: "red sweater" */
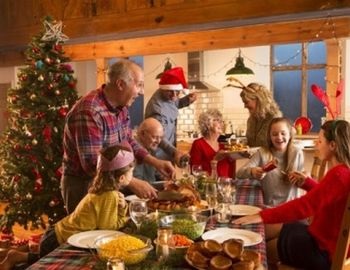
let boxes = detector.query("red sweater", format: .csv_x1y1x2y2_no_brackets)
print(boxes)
260,164,350,261
189,137,235,178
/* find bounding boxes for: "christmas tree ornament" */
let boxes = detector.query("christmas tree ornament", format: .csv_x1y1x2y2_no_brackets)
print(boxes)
53,127,58,133
34,178,43,193
53,44,62,52
38,75,44,81
45,57,52,64
63,74,70,81
42,126,52,144
26,193,32,200
58,107,68,117
32,139,38,145
55,90,60,95
24,144,32,151
19,74,28,81
36,112,46,119
56,58,61,64
68,80,76,88
13,144,21,151
12,175,20,183
30,94,37,100
35,60,44,69
48,83,54,90
41,20,69,43
32,47,40,53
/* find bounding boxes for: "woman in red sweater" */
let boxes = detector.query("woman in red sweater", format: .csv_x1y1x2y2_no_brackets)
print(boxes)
233,120,350,270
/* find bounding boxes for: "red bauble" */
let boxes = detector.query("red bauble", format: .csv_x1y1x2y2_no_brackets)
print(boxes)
36,112,46,119
58,107,68,118
34,178,43,193
55,167,63,179
53,44,62,52
14,144,21,151
12,175,20,183
68,81,76,88
24,144,32,151
42,126,52,144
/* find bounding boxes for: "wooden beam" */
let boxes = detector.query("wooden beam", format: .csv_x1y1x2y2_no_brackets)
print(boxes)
1,0,350,49
1,16,349,67
62,17,350,61
95,58,107,87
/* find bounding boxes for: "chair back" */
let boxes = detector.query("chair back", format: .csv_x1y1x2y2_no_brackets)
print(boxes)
331,192,350,270
310,155,327,181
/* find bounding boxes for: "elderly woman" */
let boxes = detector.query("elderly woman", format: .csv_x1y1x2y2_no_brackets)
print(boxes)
189,108,235,177
239,82,282,148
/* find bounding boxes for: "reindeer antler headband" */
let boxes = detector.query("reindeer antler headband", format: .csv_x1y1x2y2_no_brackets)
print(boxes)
224,77,256,94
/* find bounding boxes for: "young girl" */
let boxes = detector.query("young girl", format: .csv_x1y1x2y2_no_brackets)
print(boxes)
234,120,350,270
0,142,135,269
236,117,305,206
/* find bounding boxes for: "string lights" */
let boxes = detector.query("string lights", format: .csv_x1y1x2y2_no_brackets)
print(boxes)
144,15,342,83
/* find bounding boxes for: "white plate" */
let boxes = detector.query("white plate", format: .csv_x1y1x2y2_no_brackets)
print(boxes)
125,195,141,202
201,228,262,246
67,230,124,249
229,204,262,216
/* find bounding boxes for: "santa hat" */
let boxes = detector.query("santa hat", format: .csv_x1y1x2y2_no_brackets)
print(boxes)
97,141,134,172
159,67,188,91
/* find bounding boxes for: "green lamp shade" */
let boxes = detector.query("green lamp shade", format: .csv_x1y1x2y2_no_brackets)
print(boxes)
225,55,254,75
156,60,173,79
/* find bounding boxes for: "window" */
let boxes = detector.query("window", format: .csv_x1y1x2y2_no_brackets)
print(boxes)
272,42,326,132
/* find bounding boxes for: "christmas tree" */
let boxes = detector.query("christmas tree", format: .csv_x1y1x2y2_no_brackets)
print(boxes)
0,16,79,232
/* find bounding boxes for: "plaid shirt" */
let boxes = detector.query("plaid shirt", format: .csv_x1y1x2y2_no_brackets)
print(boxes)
62,86,148,178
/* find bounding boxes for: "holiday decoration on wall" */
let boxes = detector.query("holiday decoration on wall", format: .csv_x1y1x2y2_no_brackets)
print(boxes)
0,16,79,232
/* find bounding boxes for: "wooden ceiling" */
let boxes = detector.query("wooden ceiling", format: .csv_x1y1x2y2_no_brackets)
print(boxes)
0,0,350,66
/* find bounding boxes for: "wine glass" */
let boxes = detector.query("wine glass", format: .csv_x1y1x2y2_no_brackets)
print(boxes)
205,182,218,224
217,177,236,203
129,199,148,232
191,164,203,178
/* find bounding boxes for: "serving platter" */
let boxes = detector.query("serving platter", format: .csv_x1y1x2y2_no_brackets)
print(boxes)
67,230,124,249
229,204,262,216
201,228,263,246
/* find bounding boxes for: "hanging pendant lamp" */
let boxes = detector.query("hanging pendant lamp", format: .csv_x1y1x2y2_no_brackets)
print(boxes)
155,59,172,79
225,49,254,75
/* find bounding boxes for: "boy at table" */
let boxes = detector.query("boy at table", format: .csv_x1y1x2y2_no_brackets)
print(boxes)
0,142,134,269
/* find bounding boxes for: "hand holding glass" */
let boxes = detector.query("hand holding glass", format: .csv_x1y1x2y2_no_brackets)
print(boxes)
129,199,148,232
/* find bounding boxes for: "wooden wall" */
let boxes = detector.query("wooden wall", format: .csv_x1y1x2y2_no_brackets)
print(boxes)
0,0,350,66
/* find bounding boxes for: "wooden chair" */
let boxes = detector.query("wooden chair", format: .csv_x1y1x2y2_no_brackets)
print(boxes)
310,155,327,181
331,192,350,270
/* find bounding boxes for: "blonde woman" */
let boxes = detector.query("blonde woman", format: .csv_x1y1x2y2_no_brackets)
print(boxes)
228,78,282,147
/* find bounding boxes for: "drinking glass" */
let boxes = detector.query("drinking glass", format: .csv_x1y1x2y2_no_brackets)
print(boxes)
191,164,203,178
217,177,236,203
129,199,148,232
205,182,218,222
215,203,230,223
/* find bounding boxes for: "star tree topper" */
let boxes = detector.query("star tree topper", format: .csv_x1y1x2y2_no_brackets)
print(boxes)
41,20,69,43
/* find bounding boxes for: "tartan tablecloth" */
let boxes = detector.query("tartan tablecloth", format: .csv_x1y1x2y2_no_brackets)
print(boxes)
207,179,267,268
27,179,267,270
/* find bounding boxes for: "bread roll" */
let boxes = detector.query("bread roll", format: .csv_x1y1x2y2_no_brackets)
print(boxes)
241,249,261,268
200,239,223,257
209,254,233,270
222,239,243,262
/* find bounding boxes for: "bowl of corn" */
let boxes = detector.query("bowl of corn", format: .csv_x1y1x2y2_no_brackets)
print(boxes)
94,234,153,265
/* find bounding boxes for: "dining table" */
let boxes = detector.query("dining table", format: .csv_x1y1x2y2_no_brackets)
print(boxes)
24,179,267,270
